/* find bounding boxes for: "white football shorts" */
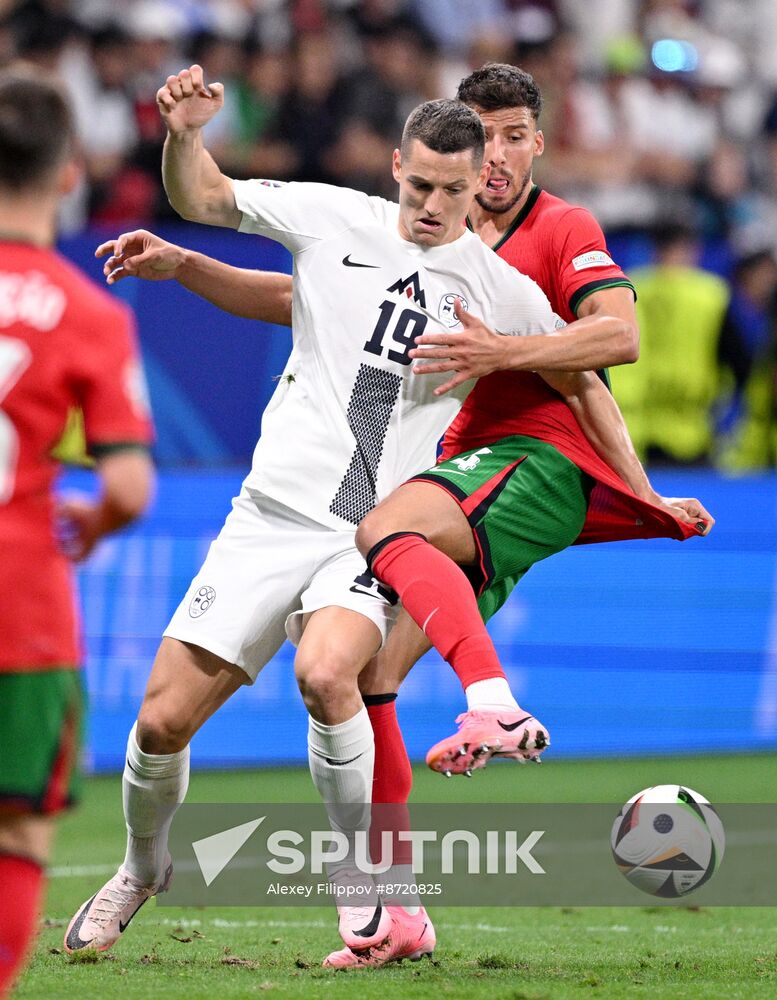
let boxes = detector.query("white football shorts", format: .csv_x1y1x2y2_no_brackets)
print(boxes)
164,487,397,682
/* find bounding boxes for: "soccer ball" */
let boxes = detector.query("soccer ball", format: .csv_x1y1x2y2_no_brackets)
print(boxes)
611,784,725,898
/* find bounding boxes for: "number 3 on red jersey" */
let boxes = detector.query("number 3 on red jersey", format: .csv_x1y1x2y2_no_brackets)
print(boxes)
0,335,32,504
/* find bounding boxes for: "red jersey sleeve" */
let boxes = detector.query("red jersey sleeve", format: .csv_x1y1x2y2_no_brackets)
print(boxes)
551,207,635,316
74,297,154,455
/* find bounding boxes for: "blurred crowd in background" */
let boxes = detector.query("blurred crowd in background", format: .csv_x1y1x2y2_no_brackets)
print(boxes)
2,0,777,470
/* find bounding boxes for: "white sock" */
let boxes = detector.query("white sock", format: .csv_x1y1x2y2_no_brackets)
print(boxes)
465,677,520,712
308,708,375,896
122,722,190,885
308,707,374,810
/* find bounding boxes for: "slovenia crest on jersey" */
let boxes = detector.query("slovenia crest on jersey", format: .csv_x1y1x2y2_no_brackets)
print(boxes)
438,292,469,328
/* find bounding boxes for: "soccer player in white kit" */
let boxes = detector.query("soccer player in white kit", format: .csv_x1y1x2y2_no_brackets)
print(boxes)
65,72,640,965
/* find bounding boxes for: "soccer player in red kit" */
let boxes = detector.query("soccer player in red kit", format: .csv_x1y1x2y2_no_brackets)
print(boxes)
356,62,712,782
0,73,154,997
331,64,710,966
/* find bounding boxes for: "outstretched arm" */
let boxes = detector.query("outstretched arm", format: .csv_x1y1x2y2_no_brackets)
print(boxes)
410,287,639,394
96,230,293,326
157,64,240,228
541,368,714,534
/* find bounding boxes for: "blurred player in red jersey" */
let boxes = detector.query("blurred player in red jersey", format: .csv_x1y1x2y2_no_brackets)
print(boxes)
0,73,154,997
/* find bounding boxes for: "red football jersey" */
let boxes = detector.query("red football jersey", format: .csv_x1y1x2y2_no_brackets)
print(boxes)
441,188,700,545
0,241,153,670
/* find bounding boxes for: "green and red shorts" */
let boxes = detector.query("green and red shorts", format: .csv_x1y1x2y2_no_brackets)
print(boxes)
0,669,84,815
410,434,593,622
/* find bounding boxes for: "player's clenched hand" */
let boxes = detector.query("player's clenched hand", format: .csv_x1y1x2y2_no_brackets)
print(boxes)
96,230,187,284
650,494,715,536
156,64,223,134
56,494,104,562
409,299,510,395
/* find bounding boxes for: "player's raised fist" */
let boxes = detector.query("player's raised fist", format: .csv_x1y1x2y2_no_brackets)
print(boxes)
156,64,224,134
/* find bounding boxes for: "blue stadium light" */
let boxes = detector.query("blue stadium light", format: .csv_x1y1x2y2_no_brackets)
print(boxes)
651,39,699,73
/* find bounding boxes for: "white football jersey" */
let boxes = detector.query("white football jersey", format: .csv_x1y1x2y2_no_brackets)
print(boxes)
233,179,559,530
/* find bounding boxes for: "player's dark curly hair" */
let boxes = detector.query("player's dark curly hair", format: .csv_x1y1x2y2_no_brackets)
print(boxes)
401,99,485,164
0,71,73,190
457,63,542,121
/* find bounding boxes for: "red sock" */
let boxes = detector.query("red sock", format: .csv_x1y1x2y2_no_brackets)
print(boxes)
367,698,412,805
366,696,413,866
370,533,505,688
0,855,44,999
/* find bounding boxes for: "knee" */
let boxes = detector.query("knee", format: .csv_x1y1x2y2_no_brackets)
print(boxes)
355,511,385,560
136,697,194,754
294,647,350,712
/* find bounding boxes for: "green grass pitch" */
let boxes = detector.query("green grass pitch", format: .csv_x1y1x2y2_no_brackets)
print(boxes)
18,755,777,999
